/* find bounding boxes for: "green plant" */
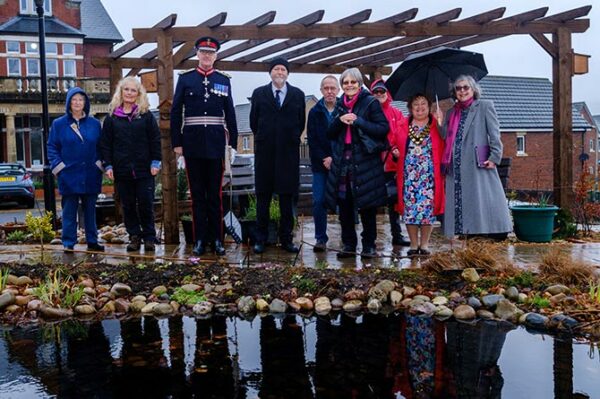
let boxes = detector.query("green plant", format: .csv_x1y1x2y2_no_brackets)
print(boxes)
291,274,317,294
554,208,578,239
171,287,206,305
243,195,280,222
315,260,328,270
572,162,600,235
504,271,534,288
589,279,600,304
101,176,114,186
527,294,550,309
0,268,9,292
33,180,44,189
180,214,192,222
177,167,189,200
25,211,55,243
32,270,84,309
536,193,551,208
181,275,194,284
6,230,27,242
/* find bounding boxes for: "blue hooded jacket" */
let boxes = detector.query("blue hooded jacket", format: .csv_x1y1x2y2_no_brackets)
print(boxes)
48,87,103,195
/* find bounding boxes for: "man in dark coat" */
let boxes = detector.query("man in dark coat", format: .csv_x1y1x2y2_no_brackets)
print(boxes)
250,58,306,254
170,36,238,256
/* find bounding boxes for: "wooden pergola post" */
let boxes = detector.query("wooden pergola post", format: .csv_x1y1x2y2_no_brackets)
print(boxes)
552,27,574,208
156,32,179,244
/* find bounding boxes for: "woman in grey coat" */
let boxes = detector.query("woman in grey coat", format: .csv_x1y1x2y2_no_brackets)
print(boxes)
438,75,512,238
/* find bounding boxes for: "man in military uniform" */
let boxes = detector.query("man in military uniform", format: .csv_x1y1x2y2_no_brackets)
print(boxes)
171,36,238,256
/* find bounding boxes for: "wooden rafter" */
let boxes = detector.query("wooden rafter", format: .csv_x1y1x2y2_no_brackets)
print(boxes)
215,11,278,60
110,14,176,58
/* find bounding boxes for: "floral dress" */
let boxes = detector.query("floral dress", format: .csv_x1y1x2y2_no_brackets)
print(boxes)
453,109,470,234
405,315,435,397
403,125,436,225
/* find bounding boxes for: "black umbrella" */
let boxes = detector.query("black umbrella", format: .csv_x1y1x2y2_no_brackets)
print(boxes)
386,47,488,101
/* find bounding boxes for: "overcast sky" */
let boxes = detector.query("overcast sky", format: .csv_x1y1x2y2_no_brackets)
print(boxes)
101,0,599,114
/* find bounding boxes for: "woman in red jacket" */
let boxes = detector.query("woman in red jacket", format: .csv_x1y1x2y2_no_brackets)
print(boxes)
391,94,444,256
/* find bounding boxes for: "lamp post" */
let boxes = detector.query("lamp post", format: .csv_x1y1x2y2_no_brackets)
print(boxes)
35,0,57,228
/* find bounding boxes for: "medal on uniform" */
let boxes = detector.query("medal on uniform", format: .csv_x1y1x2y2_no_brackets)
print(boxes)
202,76,210,86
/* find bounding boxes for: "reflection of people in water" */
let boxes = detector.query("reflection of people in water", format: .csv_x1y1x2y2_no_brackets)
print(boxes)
259,315,312,398
446,320,513,398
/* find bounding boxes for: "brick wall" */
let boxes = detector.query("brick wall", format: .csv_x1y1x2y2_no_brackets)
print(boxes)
52,0,80,29
0,0,19,24
82,43,111,78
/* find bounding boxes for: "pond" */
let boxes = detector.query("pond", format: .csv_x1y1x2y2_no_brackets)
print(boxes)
1,314,598,398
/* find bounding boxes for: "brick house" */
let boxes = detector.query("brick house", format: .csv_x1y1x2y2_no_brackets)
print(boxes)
0,0,122,168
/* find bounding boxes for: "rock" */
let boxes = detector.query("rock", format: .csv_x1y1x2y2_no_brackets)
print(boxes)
374,280,396,295
435,306,454,318
413,295,431,302
215,283,233,293
81,287,95,297
477,310,495,320
15,276,33,286
114,298,130,314
467,297,482,309
2,288,19,296
269,299,287,313
494,299,519,321
315,297,332,314
505,286,519,301
549,293,567,305
462,268,480,283
203,284,214,294
100,301,116,313
432,296,448,306
152,286,168,296
110,237,125,244
402,286,416,297
562,296,578,307
158,293,170,301
79,278,95,288
525,313,549,329
330,298,343,309
0,292,16,310
344,289,365,301
410,301,436,315
6,275,18,285
482,294,505,309
100,232,115,241
141,302,159,314
153,303,174,316
549,314,578,330
454,305,476,320
192,301,213,315
110,283,132,297
368,287,387,303
449,291,462,300
517,293,528,304
256,298,269,312
5,305,20,313
401,298,413,308
75,305,96,315
367,298,382,313
27,299,42,311
50,238,62,245
390,291,403,307
23,288,35,296
129,301,146,313
237,296,256,313
39,305,73,319
295,297,314,311
181,284,201,293
343,300,362,312
545,284,571,296
96,285,110,294
170,301,180,313
15,295,32,306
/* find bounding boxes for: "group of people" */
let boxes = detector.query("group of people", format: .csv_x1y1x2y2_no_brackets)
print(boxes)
47,34,511,257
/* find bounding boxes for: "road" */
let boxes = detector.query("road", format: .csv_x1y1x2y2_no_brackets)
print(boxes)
0,200,62,224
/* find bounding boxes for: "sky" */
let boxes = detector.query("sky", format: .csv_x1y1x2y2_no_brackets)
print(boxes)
100,0,599,114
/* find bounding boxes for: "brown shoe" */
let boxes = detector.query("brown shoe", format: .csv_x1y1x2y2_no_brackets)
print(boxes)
127,236,141,251
144,240,155,252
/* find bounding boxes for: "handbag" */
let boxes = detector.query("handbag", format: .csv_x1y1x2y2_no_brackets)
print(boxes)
385,175,398,204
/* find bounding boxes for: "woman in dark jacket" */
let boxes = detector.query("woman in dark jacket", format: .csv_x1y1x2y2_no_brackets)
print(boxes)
48,87,104,253
100,77,161,251
325,68,389,258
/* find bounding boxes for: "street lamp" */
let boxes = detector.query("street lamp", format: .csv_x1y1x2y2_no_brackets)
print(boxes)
35,0,57,228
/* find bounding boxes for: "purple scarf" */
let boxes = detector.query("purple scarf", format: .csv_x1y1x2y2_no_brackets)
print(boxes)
113,104,138,121
441,98,474,174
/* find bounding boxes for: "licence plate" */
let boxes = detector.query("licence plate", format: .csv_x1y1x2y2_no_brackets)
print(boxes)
0,177,16,182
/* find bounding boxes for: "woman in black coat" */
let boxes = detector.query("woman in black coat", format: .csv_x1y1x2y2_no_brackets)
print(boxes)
100,77,161,252
325,68,389,258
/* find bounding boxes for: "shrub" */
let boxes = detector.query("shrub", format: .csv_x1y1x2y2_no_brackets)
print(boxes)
25,211,55,243
32,270,84,309
6,230,27,242
177,168,189,200
171,287,206,305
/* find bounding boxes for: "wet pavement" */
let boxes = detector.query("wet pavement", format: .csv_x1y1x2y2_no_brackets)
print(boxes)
1,215,600,268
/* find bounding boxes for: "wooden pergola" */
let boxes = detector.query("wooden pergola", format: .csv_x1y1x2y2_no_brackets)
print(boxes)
92,6,591,244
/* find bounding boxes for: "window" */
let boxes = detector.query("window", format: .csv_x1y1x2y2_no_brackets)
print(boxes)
242,136,250,151
590,138,595,152
7,41,20,53
62,43,75,55
8,59,21,76
20,0,51,15
63,60,76,77
26,42,38,54
26,58,40,76
46,59,58,76
29,117,43,167
46,42,57,55
516,135,526,155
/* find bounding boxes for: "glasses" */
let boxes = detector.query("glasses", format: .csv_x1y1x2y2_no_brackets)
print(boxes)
372,89,386,95
342,80,358,86
455,85,471,92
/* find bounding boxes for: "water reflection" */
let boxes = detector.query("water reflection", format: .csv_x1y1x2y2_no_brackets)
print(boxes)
0,314,597,398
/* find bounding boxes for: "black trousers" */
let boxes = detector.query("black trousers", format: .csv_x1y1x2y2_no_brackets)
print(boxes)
115,176,156,242
256,192,294,245
338,183,377,250
185,158,224,242
385,171,402,240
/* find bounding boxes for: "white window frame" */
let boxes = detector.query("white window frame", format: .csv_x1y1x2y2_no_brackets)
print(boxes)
63,59,76,77
20,0,51,16
589,138,595,152
26,58,40,76
62,43,76,56
516,133,526,156
7,58,22,76
25,42,38,54
46,59,58,77
242,136,250,151
45,42,57,55
6,41,20,53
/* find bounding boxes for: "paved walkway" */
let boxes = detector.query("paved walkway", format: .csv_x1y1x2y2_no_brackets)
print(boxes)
1,215,599,268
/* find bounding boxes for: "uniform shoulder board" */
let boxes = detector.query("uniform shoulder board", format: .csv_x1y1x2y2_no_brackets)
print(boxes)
178,68,195,75
215,69,232,79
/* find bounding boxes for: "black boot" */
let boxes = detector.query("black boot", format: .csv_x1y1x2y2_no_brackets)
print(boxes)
192,240,206,256
213,240,226,256
126,236,141,252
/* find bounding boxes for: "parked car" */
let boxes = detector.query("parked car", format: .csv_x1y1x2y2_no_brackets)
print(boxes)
0,163,35,208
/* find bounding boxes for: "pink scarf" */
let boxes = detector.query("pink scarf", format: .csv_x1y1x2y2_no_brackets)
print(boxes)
342,93,360,144
441,97,474,173
114,104,139,121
